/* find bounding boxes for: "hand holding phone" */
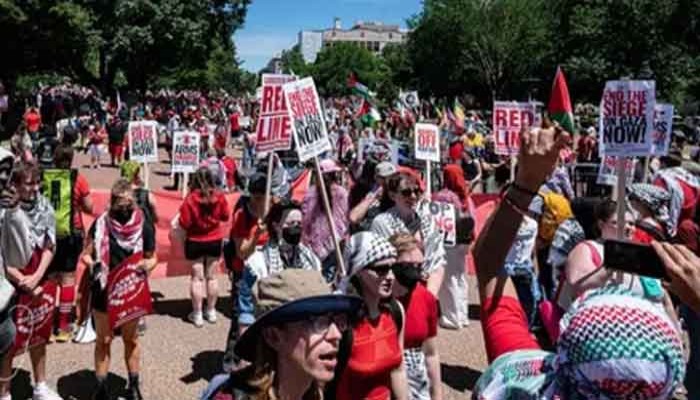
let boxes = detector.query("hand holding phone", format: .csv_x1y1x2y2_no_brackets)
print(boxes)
604,239,668,280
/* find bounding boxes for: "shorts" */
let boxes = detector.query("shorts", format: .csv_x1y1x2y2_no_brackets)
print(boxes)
49,233,84,273
91,284,108,313
109,143,124,157
185,239,223,261
88,144,102,158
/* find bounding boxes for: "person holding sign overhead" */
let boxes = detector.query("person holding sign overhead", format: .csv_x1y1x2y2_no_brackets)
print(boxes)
83,179,157,400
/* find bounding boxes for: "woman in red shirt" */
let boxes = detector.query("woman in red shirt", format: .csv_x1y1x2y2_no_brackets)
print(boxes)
179,167,231,327
389,233,442,400
335,231,408,400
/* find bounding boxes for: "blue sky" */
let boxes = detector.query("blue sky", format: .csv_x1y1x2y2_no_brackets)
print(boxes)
234,0,423,72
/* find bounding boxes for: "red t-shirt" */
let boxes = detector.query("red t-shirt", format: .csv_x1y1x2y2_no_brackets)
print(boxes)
229,207,268,271
481,295,540,362
73,174,90,231
222,157,237,189
676,219,700,255
25,111,41,133
399,284,438,349
229,113,240,132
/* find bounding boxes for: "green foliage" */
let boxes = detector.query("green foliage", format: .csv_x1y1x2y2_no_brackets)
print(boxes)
311,42,386,97
1,0,252,94
279,45,309,77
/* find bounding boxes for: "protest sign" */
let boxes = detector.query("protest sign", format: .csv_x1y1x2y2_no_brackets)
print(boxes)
429,202,457,247
414,123,440,162
12,280,58,354
171,131,200,174
598,80,656,157
492,102,538,155
128,121,159,163
597,156,635,186
357,138,399,165
107,252,153,330
257,74,297,152
283,78,331,163
651,103,674,156
400,91,420,109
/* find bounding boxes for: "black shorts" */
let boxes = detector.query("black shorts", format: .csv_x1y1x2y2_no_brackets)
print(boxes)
185,239,223,261
49,233,84,273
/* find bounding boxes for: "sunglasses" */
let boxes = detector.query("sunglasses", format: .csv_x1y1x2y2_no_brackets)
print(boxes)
302,313,349,334
399,187,421,198
366,264,393,276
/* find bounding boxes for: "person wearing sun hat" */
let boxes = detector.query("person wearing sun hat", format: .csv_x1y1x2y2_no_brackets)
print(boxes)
473,123,686,399
200,269,362,400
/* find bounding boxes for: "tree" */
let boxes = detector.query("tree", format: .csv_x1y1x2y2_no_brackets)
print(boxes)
409,0,553,101
311,42,386,97
279,45,309,76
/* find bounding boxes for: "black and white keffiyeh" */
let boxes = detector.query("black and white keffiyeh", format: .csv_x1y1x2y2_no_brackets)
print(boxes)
343,231,397,279
628,183,673,236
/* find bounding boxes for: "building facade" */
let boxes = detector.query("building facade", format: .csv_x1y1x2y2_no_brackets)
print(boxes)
299,18,408,63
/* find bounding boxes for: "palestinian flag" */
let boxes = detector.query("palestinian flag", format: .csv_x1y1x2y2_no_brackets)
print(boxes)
453,98,466,131
355,98,381,126
347,72,374,99
548,66,575,133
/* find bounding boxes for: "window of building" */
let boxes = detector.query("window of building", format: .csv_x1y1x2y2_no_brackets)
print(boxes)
389,33,393,39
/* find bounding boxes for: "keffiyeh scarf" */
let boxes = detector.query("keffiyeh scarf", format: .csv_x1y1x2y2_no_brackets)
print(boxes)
340,231,396,293
473,286,685,400
628,183,673,237
653,167,700,235
93,209,144,289
22,195,55,250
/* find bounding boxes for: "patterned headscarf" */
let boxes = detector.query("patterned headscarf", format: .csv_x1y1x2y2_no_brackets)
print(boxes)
653,166,700,235
22,195,55,250
474,286,685,400
628,183,673,235
339,231,396,293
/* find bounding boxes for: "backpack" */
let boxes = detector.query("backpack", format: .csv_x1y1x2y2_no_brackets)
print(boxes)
538,191,573,244
324,299,404,399
42,169,77,238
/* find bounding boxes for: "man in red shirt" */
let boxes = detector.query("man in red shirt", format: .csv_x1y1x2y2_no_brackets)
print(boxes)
229,107,241,139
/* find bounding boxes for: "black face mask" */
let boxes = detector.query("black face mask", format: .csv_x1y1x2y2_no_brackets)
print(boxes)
281,225,302,246
112,208,133,224
392,263,423,289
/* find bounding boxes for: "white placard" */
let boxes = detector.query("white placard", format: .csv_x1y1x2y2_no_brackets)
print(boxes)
429,201,457,247
128,121,159,163
414,123,440,162
171,131,200,173
493,102,539,155
651,103,674,156
597,156,635,186
599,80,656,157
283,78,331,163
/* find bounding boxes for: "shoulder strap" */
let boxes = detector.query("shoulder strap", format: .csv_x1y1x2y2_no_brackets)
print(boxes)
583,241,603,268
636,220,667,241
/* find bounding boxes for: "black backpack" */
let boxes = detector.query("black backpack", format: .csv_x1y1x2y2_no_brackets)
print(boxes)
324,299,404,399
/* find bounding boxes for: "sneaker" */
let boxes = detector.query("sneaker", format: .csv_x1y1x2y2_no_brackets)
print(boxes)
188,311,204,328
137,318,147,336
204,310,217,324
33,383,63,400
54,329,73,343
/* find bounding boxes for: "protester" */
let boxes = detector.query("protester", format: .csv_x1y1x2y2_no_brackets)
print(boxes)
348,161,396,233
46,145,93,342
107,115,127,167
179,167,231,327
389,234,442,400
238,200,321,333
334,231,408,400
301,158,349,283
87,122,106,169
84,179,157,400
0,149,32,365
0,161,59,400
371,172,446,295
432,164,473,329
628,183,673,242
201,269,361,399
472,125,685,399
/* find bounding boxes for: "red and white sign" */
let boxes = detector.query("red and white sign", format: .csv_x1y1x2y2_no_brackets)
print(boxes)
283,78,331,162
428,201,456,247
598,80,656,157
171,131,200,173
596,156,635,186
492,102,538,155
12,280,58,354
256,74,297,152
107,252,153,330
414,123,440,162
128,121,159,163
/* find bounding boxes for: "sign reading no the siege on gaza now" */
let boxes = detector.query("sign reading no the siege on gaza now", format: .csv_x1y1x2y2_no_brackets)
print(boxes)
598,80,656,157
283,78,331,162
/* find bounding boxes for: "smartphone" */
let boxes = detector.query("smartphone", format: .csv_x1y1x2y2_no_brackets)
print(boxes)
603,239,668,280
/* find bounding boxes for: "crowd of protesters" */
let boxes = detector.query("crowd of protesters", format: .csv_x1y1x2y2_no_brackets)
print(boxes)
0,79,698,400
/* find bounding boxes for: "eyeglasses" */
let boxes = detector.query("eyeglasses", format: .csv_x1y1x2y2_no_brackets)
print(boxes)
399,187,421,198
302,313,349,334
366,264,392,276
